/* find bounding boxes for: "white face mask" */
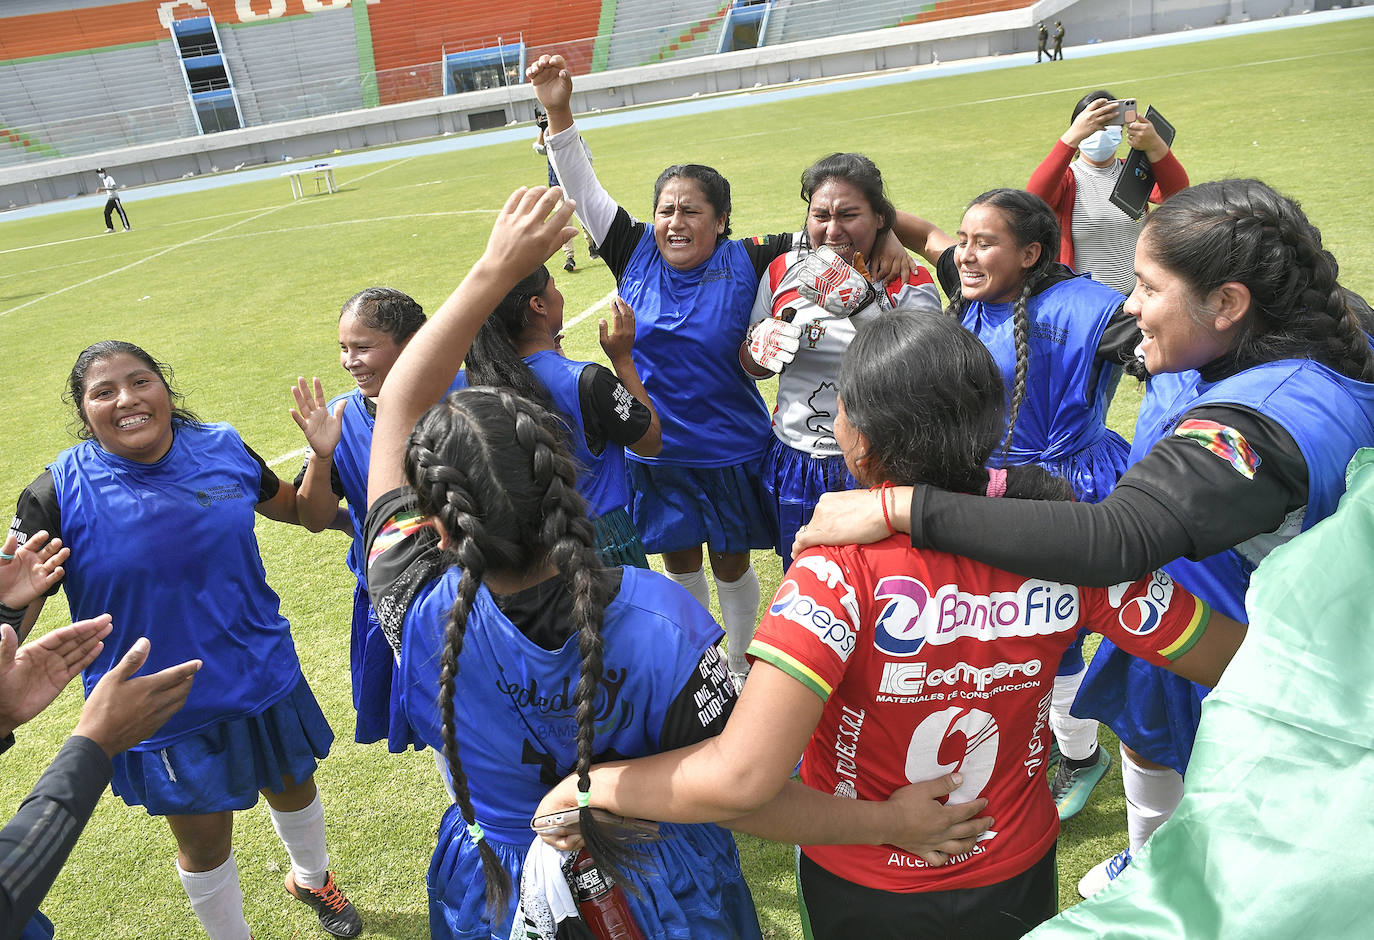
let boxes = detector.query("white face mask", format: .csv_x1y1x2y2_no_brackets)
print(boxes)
1079,126,1123,163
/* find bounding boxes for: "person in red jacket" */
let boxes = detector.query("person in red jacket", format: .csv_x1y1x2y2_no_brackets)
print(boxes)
1027,91,1187,296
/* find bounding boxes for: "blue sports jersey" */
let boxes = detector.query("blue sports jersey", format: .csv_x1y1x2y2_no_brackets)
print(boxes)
330,382,461,749
961,274,1130,503
618,228,771,468
49,423,300,749
526,350,631,518
1081,357,1374,771
395,566,758,939
1129,359,1374,619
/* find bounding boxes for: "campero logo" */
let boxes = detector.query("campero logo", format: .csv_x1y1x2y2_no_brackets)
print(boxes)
1107,570,1174,636
879,659,1043,695
873,576,1080,656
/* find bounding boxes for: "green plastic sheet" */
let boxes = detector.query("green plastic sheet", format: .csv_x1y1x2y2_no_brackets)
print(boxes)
1031,447,1374,939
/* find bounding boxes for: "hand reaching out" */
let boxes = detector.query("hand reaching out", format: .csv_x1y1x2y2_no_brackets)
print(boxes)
480,186,579,285
0,615,112,737
599,296,637,362
74,637,200,758
0,530,68,610
290,376,346,458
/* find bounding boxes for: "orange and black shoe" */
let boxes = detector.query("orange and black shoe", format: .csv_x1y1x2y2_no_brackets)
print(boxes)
285,871,362,938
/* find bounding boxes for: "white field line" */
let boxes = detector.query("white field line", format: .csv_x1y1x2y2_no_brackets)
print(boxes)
0,157,419,319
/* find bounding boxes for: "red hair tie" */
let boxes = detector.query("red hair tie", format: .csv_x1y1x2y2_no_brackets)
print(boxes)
986,468,1008,498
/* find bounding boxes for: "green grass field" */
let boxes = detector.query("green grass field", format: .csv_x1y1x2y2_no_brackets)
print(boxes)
2,18,1372,938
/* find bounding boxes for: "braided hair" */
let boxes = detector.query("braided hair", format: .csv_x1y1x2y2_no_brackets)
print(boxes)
466,265,559,416
403,387,638,918
338,286,425,344
942,189,1062,462
840,312,1070,501
1140,178,1374,382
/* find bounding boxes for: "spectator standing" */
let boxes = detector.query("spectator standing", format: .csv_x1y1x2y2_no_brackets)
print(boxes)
95,168,130,233
1027,91,1189,296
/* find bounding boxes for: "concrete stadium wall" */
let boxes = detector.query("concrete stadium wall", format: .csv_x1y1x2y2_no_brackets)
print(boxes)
0,0,1313,209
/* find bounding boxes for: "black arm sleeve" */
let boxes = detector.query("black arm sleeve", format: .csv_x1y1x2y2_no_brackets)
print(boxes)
242,443,281,503
362,486,444,653
740,233,794,280
0,736,112,937
910,404,1308,586
1097,304,1143,366
657,644,737,751
935,245,959,298
291,457,346,501
599,208,648,284
577,364,652,455
8,474,63,606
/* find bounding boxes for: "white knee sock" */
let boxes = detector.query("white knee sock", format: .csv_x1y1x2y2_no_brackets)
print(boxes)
178,853,251,940
665,566,711,612
269,792,329,889
715,566,760,674
1120,744,1184,851
1050,667,1099,761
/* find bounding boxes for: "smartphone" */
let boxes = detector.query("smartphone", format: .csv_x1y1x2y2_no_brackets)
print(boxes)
1110,106,1177,220
1108,98,1138,125
530,807,660,841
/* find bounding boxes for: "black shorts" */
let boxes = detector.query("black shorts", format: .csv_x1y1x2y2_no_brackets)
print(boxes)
798,844,1057,940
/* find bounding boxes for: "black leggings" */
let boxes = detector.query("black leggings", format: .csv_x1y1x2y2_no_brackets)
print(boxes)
798,844,1057,940
104,197,129,230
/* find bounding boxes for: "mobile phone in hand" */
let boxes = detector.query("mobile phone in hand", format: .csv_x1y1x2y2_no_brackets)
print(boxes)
1107,98,1138,125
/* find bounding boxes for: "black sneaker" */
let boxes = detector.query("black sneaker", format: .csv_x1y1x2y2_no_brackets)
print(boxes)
285,871,362,938
564,256,576,272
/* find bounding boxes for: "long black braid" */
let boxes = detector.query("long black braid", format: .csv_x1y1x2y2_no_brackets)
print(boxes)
1141,178,1374,383
944,189,1063,463
403,387,641,919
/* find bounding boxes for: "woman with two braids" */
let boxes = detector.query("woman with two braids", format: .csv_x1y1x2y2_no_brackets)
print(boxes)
894,188,1142,822
799,178,1374,895
362,187,989,939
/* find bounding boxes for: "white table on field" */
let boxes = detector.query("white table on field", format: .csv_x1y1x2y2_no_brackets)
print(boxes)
283,163,338,199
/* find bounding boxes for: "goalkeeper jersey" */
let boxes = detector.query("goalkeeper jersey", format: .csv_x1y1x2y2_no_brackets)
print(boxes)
749,536,1211,893
749,241,940,456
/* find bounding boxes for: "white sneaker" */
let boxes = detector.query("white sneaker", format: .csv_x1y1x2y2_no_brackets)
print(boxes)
728,668,749,694
1077,848,1133,898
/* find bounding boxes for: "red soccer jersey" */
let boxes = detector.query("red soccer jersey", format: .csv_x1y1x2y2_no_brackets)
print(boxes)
749,535,1210,893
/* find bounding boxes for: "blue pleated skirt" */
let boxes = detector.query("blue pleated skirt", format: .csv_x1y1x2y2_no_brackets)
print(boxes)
761,436,857,569
627,459,778,556
592,505,651,569
350,580,423,752
1025,428,1130,505
111,672,334,816
1072,638,1208,774
427,805,763,940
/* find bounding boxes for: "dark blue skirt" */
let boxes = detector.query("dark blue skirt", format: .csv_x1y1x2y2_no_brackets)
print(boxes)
350,580,423,752
627,459,778,556
111,672,334,816
1072,637,1207,774
427,805,763,939
761,435,856,568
